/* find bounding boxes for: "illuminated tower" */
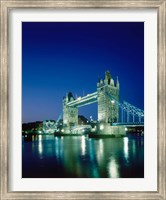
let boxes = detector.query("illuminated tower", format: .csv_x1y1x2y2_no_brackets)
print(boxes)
63,92,78,129
97,70,119,125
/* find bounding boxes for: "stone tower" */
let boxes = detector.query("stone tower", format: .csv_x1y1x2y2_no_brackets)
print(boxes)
63,92,78,129
97,70,119,125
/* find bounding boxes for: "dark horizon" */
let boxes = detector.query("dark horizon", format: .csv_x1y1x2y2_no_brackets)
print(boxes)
22,22,144,123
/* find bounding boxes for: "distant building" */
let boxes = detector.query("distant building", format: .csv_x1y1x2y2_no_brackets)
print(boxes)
22,121,43,133
78,115,88,125
43,120,56,134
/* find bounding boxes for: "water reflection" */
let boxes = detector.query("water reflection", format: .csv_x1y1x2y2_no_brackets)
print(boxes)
81,136,86,156
38,135,43,158
123,137,129,160
108,157,120,178
55,136,64,162
98,139,104,158
22,135,144,178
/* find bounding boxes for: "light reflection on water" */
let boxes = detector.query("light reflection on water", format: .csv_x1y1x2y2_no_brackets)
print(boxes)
38,135,43,158
123,137,129,160
81,135,86,156
22,135,144,178
108,157,120,178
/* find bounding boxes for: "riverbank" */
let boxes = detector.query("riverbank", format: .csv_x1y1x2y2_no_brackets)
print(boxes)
23,131,143,142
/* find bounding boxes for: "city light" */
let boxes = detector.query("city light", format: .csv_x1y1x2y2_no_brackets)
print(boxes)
61,129,64,133
100,124,104,130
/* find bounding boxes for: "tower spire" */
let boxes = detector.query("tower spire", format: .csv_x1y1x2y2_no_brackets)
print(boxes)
105,70,111,80
116,76,120,88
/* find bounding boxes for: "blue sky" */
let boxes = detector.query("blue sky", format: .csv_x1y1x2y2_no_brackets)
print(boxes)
22,22,144,123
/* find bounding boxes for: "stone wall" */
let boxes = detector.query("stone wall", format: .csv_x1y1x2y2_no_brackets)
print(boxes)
97,124,126,136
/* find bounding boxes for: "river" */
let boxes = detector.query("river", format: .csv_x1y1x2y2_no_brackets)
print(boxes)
22,135,144,178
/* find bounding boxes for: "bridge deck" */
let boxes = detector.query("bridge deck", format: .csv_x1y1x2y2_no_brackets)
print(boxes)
67,92,97,107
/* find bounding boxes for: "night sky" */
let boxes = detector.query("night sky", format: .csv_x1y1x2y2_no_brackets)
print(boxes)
22,22,144,123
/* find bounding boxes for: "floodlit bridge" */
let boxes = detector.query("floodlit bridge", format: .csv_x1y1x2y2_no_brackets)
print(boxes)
60,70,144,136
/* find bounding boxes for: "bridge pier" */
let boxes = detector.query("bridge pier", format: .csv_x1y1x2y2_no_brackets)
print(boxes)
96,123,126,137
63,92,78,132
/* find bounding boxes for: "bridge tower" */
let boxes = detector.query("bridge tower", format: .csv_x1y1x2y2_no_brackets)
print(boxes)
97,70,119,125
63,92,78,130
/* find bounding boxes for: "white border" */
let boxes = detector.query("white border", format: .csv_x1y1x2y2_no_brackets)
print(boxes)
9,9,157,191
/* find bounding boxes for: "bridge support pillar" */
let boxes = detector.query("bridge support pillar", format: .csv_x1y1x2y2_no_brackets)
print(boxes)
63,92,78,132
97,123,126,136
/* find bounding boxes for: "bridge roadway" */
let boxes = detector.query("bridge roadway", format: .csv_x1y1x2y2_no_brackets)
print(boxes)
66,92,97,107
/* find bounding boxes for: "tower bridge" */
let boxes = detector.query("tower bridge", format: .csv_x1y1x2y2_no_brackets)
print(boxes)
61,70,144,136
